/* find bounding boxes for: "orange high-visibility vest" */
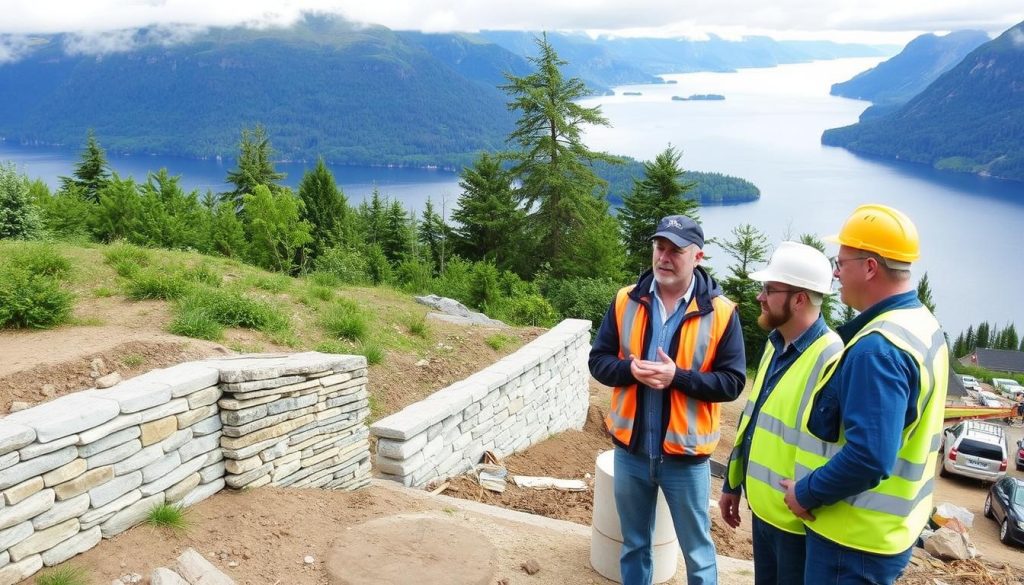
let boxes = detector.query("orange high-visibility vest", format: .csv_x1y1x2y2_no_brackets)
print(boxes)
605,285,736,456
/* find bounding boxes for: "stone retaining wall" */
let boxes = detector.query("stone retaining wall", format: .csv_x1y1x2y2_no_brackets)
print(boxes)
370,319,591,487
0,352,369,585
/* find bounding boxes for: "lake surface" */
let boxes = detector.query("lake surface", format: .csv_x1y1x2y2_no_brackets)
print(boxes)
2,57,1022,336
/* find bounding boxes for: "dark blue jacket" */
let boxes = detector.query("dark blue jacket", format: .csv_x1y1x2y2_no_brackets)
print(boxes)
589,266,747,460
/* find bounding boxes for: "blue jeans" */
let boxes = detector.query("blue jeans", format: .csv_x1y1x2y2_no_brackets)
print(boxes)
613,447,717,585
804,527,912,585
751,514,805,585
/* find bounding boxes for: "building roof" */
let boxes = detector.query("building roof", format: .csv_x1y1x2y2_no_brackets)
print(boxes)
947,371,968,398
974,348,1024,374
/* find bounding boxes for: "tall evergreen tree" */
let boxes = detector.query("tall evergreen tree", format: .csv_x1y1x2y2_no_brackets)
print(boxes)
916,272,936,314
964,325,976,354
718,223,770,361
619,146,698,275
357,189,388,248
1000,323,1019,351
953,332,965,358
380,200,413,263
418,197,449,275
451,153,526,272
224,125,286,212
976,321,991,349
298,158,351,263
500,33,623,280
60,130,111,203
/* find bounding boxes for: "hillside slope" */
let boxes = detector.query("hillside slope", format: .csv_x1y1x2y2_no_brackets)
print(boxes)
822,21,1024,182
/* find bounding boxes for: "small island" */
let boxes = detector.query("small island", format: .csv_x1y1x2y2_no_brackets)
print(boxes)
672,94,725,101
622,91,643,96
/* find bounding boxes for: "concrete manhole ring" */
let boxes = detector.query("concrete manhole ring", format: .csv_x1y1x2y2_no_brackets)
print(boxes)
326,513,497,585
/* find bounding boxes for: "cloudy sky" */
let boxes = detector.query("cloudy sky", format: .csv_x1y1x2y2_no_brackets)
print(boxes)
2,0,1023,44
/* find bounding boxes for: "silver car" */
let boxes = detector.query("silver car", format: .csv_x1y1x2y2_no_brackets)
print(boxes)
940,421,1008,482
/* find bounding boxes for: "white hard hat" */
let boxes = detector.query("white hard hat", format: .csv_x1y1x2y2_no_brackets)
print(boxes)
749,241,834,294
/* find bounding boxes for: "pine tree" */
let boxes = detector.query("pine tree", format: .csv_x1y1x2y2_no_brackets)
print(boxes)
298,158,351,263
418,197,449,275
953,332,965,358
718,223,770,361
60,130,111,203
976,321,991,349
619,146,698,275
916,272,936,315
451,153,527,273
380,200,412,263
500,33,624,280
224,125,286,212
964,325,976,354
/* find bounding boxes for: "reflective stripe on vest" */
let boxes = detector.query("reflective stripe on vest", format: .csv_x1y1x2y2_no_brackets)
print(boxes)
726,331,842,534
793,306,949,555
604,285,735,456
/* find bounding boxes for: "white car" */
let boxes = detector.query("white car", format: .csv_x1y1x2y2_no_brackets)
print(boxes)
960,375,982,392
992,378,1024,397
978,390,1005,408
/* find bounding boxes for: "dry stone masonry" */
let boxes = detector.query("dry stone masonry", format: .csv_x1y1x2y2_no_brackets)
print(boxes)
0,352,369,585
370,318,591,487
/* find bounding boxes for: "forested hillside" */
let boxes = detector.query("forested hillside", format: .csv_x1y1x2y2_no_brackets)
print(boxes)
822,21,1024,182
830,30,989,106
0,16,517,168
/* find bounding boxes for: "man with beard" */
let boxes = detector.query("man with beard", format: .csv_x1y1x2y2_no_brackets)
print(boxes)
590,215,746,585
719,241,841,585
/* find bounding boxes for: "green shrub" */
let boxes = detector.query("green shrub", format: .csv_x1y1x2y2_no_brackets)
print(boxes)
431,256,473,305
405,314,429,338
313,247,370,285
93,286,116,298
145,503,190,532
364,244,392,285
6,243,72,277
485,333,515,351
35,565,89,585
321,299,368,341
492,294,558,327
121,353,145,367
0,268,74,329
542,277,621,325
168,306,224,340
126,270,193,300
469,261,501,310
315,340,349,354
394,258,433,293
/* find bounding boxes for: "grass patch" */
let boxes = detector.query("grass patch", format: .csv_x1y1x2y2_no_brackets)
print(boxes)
243,273,292,293
321,299,368,342
309,284,333,302
308,271,341,288
485,333,515,351
405,314,429,338
145,502,190,532
168,306,224,340
182,263,222,287
121,353,145,367
68,316,104,327
93,285,116,298
228,341,264,353
358,341,385,365
35,565,89,585
104,243,151,276
126,270,193,300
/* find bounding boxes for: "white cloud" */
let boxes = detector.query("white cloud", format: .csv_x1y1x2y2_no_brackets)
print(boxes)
1011,29,1024,48
0,0,1021,44
0,35,36,64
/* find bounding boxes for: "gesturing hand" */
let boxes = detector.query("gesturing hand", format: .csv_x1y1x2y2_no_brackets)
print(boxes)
630,348,677,390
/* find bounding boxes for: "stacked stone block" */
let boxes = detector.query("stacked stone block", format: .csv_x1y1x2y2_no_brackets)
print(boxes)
213,353,371,491
0,352,370,585
370,319,591,487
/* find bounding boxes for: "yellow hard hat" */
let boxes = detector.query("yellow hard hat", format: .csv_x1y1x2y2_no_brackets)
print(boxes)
827,204,920,263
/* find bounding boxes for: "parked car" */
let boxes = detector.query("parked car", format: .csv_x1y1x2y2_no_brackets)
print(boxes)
1017,438,1024,472
960,374,982,392
984,476,1024,546
940,420,1008,482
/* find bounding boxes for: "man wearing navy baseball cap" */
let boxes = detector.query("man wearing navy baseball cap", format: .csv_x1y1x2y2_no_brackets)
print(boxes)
590,215,746,585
